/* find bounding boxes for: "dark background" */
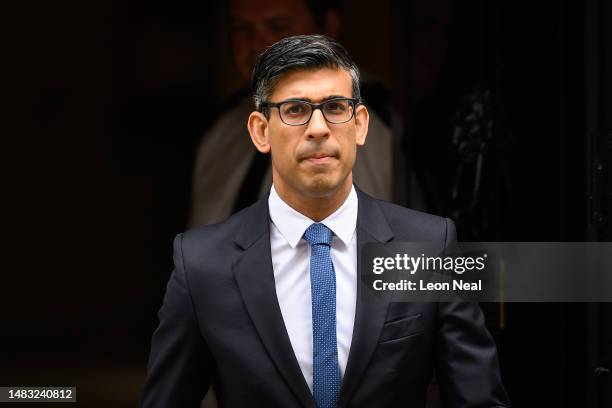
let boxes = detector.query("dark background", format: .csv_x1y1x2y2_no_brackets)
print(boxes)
4,0,611,406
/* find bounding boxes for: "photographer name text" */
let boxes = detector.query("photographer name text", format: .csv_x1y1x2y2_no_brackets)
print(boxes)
372,279,481,291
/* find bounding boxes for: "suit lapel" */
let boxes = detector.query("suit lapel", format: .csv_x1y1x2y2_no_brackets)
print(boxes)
339,190,394,406
232,197,315,408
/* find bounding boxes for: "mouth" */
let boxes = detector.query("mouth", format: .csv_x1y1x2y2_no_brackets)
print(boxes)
302,153,337,164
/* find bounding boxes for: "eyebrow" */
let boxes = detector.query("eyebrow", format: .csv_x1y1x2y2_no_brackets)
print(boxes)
278,95,348,103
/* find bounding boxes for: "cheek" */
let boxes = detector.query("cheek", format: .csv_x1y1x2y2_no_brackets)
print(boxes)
343,145,357,169
269,134,298,167
337,130,357,158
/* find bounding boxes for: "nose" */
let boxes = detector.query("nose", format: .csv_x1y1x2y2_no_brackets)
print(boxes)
306,109,330,140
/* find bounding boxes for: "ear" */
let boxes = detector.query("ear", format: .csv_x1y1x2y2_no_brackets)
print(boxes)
354,104,369,146
247,111,271,153
322,10,341,39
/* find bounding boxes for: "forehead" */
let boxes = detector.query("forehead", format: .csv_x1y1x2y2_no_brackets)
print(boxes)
270,68,353,102
230,0,311,20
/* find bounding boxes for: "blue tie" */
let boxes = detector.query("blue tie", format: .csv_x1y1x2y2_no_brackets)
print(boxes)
303,223,340,408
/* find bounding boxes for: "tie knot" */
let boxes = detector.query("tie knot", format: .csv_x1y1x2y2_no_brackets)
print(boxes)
303,223,333,247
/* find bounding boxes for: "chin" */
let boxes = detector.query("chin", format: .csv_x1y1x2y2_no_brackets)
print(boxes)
302,175,346,198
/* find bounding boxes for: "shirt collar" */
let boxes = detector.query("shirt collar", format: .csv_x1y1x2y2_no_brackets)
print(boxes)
268,184,358,248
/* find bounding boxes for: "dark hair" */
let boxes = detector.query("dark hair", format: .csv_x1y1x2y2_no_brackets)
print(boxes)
250,34,361,113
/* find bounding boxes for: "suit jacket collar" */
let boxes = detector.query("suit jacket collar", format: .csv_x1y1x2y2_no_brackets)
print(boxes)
232,187,395,407
354,187,394,243
233,192,270,250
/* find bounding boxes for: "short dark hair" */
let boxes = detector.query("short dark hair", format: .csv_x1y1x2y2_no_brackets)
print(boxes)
250,34,361,113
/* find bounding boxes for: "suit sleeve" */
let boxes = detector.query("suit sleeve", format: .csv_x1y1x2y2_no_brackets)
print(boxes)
140,234,213,408
434,218,511,408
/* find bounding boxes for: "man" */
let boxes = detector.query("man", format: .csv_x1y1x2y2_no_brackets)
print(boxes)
189,0,404,228
142,35,510,407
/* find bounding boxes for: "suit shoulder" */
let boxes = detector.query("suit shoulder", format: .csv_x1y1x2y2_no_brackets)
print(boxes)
370,197,454,241
375,198,445,222
178,211,244,259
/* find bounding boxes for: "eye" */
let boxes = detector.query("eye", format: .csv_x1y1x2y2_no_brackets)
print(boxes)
324,101,348,113
282,102,308,116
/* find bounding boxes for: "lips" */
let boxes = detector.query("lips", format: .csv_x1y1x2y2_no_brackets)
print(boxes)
302,152,337,164
308,153,331,159
302,150,337,159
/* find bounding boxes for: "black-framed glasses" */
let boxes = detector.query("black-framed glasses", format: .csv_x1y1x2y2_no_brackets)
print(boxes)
260,97,362,126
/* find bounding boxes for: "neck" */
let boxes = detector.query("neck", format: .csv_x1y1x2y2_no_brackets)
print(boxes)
274,177,353,222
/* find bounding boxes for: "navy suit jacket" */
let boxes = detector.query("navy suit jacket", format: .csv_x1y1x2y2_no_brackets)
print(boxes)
141,189,510,407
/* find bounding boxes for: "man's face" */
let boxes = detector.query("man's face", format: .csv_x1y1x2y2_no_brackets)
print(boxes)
229,0,319,80
258,68,368,200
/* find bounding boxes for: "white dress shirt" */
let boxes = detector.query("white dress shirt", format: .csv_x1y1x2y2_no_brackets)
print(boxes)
268,184,358,392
